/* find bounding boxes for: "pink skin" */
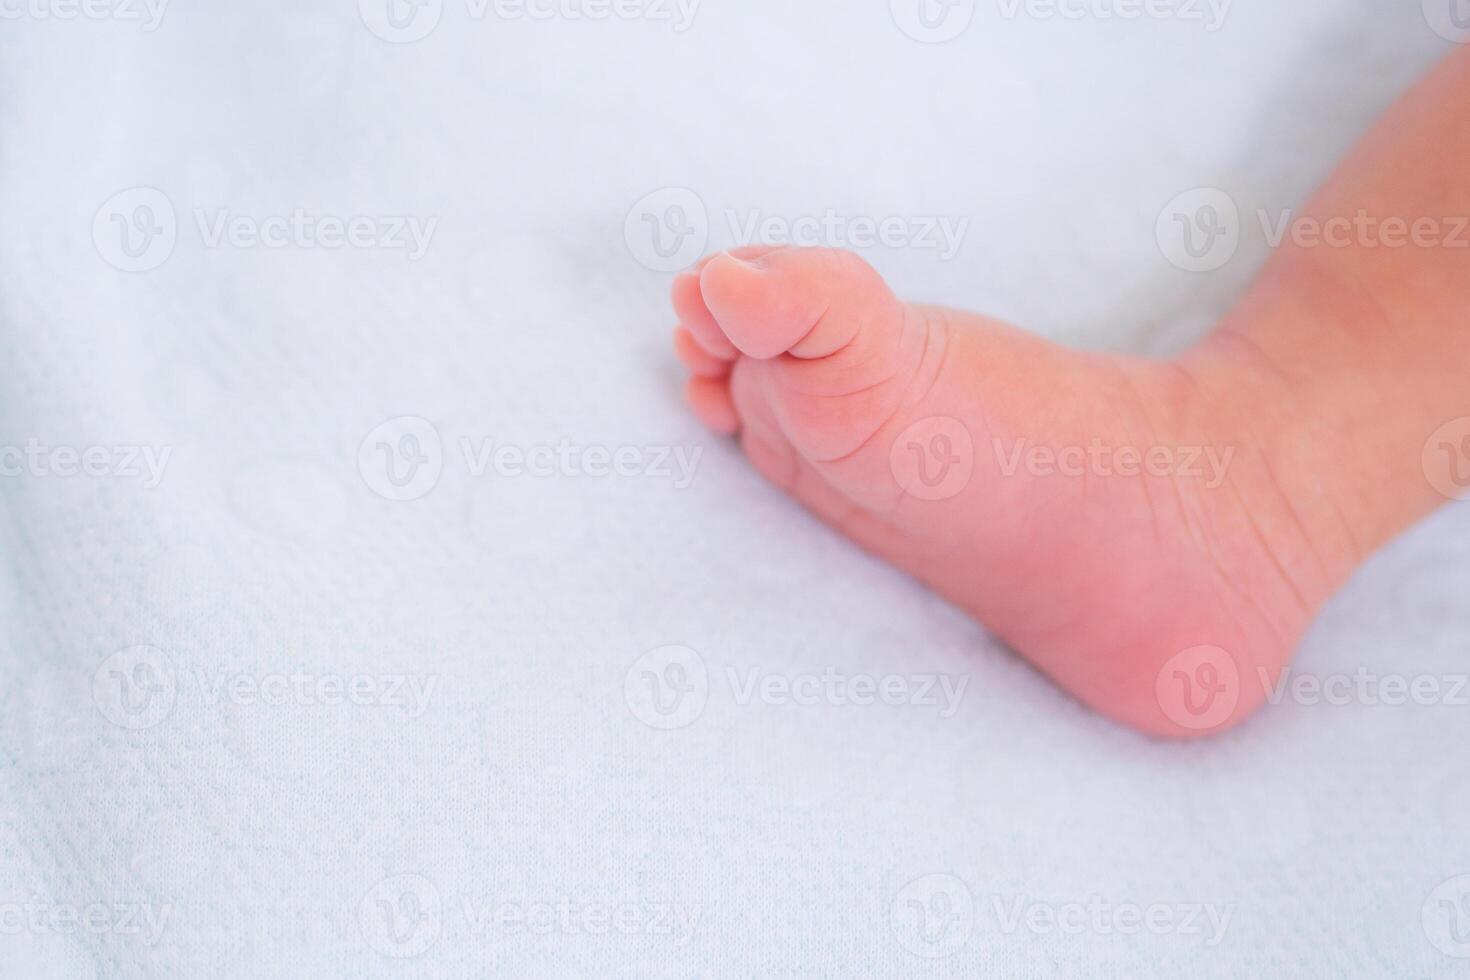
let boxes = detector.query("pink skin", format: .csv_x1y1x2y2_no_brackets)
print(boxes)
672,49,1470,738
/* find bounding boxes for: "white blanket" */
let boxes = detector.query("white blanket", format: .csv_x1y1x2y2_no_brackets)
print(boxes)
3,1,1469,976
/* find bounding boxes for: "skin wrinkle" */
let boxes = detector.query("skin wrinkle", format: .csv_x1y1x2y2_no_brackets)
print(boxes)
1166,346,1331,611
1204,322,1360,588
1159,354,1224,551
788,299,839,357
903,309,948,410
1112,361,1176,549
674,44,1470,736
1226,479,1312,619
1272,266,1398,573
800,309,940,468
836,315,955,530
776,296,913,391
1251,441,1339,603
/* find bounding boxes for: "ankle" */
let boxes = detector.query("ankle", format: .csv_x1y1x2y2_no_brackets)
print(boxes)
1177,335,1368,604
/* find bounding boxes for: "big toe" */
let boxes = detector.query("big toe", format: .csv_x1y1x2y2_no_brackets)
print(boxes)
697,247,904,361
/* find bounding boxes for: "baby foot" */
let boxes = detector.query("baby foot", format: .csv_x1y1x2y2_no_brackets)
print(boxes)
672,245,1353,737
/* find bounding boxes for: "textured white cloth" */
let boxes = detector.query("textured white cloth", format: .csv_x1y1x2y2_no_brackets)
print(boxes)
2,1,1469,976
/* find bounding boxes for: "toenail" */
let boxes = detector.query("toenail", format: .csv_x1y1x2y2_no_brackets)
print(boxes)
718,251,761,270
